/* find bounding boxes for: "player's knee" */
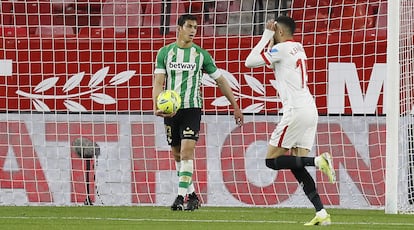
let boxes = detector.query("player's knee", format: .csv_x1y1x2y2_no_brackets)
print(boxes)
266,158,279,170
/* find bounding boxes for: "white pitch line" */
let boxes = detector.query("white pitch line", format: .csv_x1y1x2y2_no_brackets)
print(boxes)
0,216,414,227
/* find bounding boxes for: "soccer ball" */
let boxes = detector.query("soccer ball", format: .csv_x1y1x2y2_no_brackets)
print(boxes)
156,90,181,114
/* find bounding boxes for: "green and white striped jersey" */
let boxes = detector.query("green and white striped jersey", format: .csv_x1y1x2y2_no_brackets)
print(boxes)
154,42,221,109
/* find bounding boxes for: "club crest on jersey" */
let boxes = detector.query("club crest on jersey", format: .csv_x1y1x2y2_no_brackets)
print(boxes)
269,47,278,53
169,62,196,71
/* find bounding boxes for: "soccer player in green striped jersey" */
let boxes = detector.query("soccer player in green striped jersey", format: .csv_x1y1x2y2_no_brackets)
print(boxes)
153,14,244,211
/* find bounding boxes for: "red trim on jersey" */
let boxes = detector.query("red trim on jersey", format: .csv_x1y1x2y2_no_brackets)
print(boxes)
261,51,271,66
278,125,289,147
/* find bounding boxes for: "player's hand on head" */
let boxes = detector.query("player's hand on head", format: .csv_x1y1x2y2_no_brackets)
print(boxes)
266,19,276,31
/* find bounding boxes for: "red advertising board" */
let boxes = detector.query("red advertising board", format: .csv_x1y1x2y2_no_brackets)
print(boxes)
0,32,386,114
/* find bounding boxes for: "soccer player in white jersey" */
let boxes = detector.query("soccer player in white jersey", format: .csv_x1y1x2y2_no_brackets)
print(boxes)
153,14,244,211
245,16,336,225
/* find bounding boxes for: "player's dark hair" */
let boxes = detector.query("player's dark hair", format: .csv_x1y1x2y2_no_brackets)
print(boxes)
178,14,198,26
275,16,296,35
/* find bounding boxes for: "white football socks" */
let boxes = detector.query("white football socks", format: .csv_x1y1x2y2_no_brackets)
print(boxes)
177,160,193,197
176,160,195,195
316,209,328,218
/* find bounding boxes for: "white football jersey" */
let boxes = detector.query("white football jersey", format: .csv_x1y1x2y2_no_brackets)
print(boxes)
263,41,315,109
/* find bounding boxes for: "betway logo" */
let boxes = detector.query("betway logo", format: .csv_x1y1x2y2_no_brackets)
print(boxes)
328,62,390,114
169,62,196,71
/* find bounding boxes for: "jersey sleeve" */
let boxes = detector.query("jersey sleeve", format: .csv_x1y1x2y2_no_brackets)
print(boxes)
247,44,283,69
245,29,277,69
201,49,221,79
154,47,167,74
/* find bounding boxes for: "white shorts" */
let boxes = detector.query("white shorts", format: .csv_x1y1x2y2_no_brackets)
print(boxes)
269,106,318,150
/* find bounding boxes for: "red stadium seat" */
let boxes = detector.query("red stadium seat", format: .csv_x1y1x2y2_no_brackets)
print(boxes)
50,0,75,13
78,27,125,38
142,0,184,35
291,0,376,33
35,25,75,37
214,1,229,24
290,0,330,33
330,0,375,31
12,2,29,26
202,24,215,36
101,0,141,33
182,0,204,24
65,0,104,28
376,2,387,30
10,1,52,34
1,26,28,37
291,9,329,33
229,0,241,11
375,2,387,37
0,1,13,25
76,0,105,14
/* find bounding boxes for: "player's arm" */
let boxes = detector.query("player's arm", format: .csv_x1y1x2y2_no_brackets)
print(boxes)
215,76,244,126
153,47,176,118
153,73,176,118
153,73,167,116
153,73,165,109
245,21,276,68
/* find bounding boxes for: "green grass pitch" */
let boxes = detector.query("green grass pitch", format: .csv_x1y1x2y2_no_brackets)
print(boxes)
1,206,414,230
